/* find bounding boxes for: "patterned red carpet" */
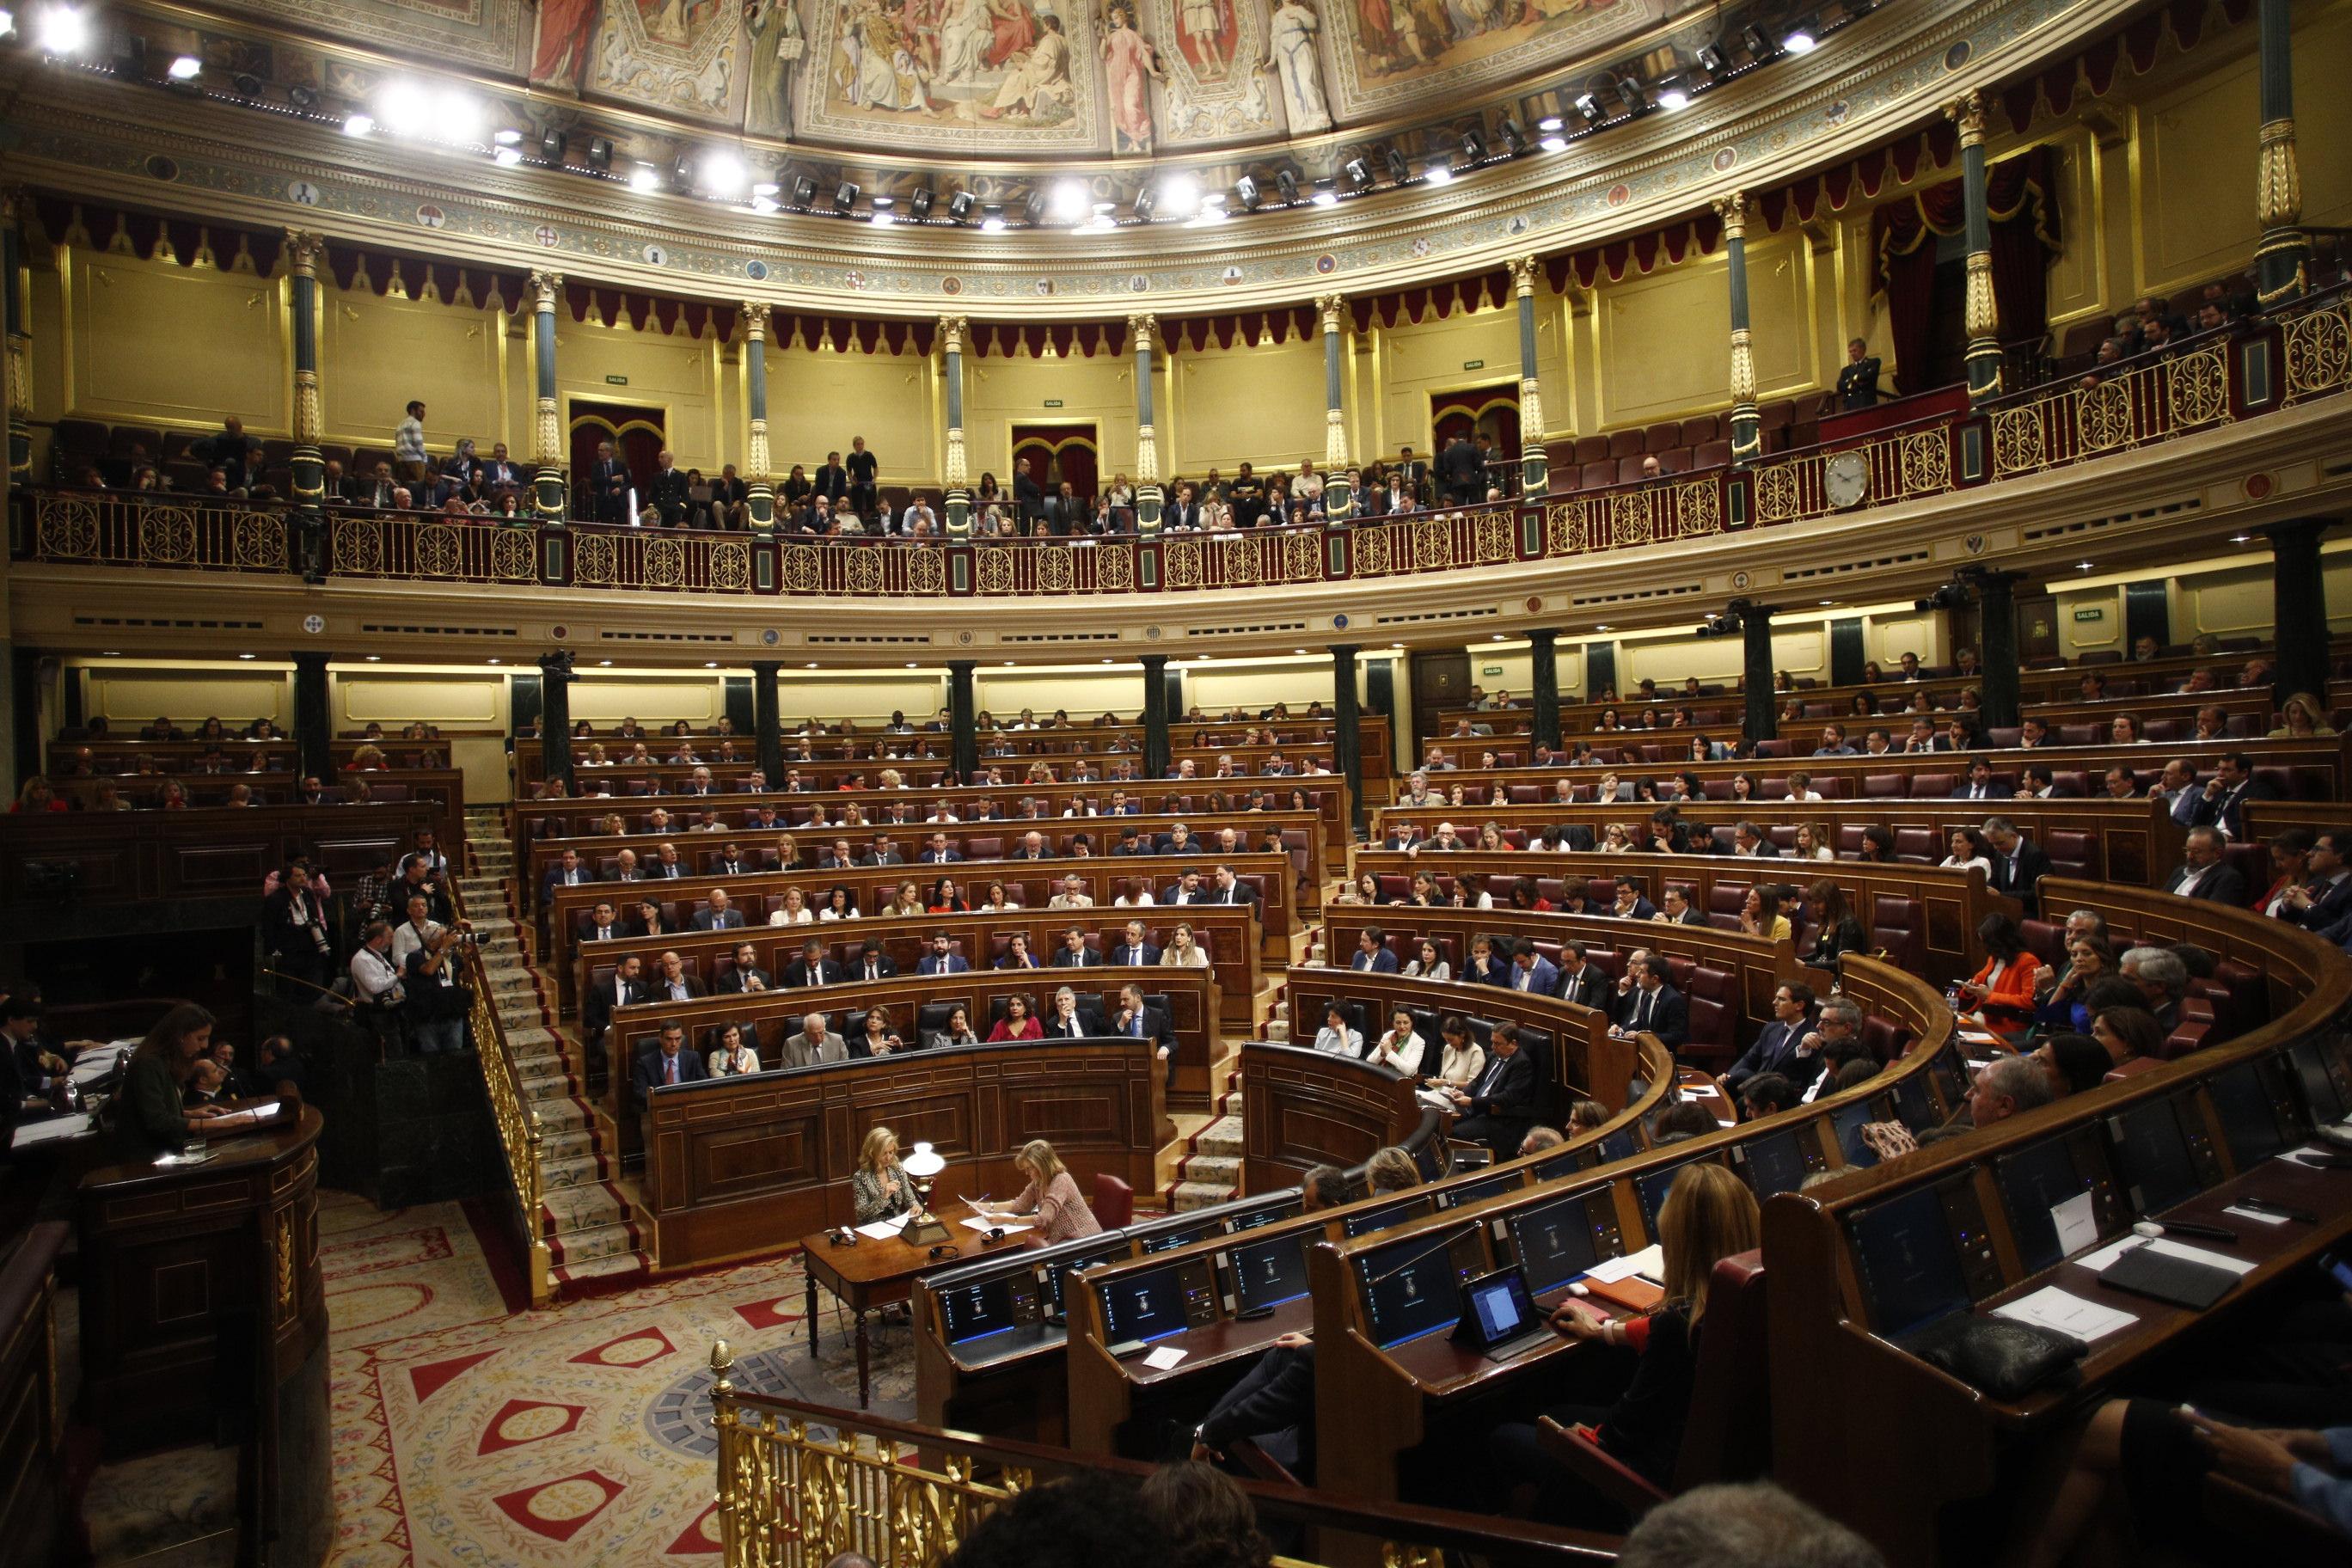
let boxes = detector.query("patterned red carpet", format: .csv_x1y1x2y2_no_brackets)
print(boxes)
322,1190,910,1566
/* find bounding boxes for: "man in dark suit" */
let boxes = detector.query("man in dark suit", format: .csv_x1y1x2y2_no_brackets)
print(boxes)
1953,758,2002,802
1165,482,1203,530
867,834,906,867
1042,989,1094,1038
1613,953,1689,1055
783,939,842,989
1608,878,1659,922
1109,919,1161,968
2279,830,2352,929
710,844,757,878
690,890,745,930
1163,869,1210,905
480,442,524,491
1828,337,1883,411
1350,928,1399,973
583,953,645,1046
812,450,850,509
1041,481,1085,537
919,832,963,865
2188,752,2275,842
581,901,625,946
1012,465,1044,534
1436,432,1483,505
1983,818,2053,915
1556,940,1611,1008
917,933,971,975
648,843,687,879
714,942,772,995
1392,445,1426,505
1109,983,1178,1087
818,839,865,871
1654,886,1708,926
2165,827,2248,904
1446,1023,1537,1157
1051,928,1106,968
1723,982,1819,1094
1191,1339,1317,1480
1729,822,1780,858
849,941,897,983
1206,866,1259,910
587,440,630,524
634,1023,708,1106
1506,939,1559,998
1379,824,1420,851
541,848,596,903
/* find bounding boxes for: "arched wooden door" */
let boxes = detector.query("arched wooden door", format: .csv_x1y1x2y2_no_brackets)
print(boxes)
1010,424,1099,507
569,401,665,520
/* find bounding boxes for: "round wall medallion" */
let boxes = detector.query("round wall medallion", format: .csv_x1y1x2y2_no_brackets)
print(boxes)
2245,473,2275,500
1523,597,1542,613
761,628,781,646
535,224,562,248
1730,570,1752,590
1711,147,1739,173
642,243,669,266
1143,626,1162,640
416,204,447,229
941,276,963,294
1332,613,1350,628
1945,40,1973,70
551,625,569,640
286,180,321,205
1964,533,1988,554
144,155,181,181
1314,254,1337,275
744,259,769,279
303,614,325,634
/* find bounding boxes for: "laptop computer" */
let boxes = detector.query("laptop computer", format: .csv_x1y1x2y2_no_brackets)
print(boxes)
1452,1266,1556,1363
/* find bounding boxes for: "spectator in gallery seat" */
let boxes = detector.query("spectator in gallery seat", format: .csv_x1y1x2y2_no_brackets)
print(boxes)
1486,1164,1763,1527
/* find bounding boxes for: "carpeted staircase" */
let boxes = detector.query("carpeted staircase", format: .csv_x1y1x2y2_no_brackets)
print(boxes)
459,806,651,1296
1167,999,1293,1210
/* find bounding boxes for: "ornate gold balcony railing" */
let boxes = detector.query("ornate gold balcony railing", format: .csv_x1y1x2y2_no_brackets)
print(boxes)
707,1346,1613,1568
15,285,2345,598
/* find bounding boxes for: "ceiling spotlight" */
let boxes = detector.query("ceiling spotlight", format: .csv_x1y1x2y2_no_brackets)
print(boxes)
1498,117,1526,155
1460,127,1486,162
1132,185,1156,224
493,126,524,145
35,5,86,54
832,181,860,211
701,150,746,197
1049,178,1089,223
1234,175,1261,210
1743,24,1770,56
1343,157,1370,190
585,135,614,171
165,53,202,80
1782,24,1816,52
1159,171,1200,217
1274,168,1299,205
540,128,567,161
375,79,428,136
0,10,15,38
790,175,818,206
946,190,976,222
1656,78,1690,111
493,145,523,167
1309,179,1338,208
435,89,486,144
1540,132,1567,153
1695,42,1727,74
342,112,374,137
750,194,779,213
231,70,261,97
1573,91,1602,123
630,163,663,193
909,187,934,220
1383,146,1410,182
1535,114,1561,132
1615,75,1649,111
1422,160,1453,186
979,205,1006,232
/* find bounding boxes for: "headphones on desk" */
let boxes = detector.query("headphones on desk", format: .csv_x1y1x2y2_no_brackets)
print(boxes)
828,1228,859,1246
928,1242,962,1261
977,1226,1009,1246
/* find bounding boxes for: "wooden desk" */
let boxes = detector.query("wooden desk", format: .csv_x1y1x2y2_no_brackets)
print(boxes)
804,1211,1036,1409
0,802,439,916
520,737,1385,789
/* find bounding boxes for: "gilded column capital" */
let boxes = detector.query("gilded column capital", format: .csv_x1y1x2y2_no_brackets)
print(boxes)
529,270,564,310
1506,256,1539,297
283,229,323,274
1946,90,1987,150
1315,293,1348,333
1127,313,1157,353
741,300,772,338
1712,193,1746,242
2257,116,2303,230
938,314,967,355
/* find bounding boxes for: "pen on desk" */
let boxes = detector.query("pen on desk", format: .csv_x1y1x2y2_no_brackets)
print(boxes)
2239,1197,2319,1224
2151,1220,2238,1243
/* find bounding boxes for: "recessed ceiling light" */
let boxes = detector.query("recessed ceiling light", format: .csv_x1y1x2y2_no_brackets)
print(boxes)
1422,162,1454,187
1100,658,1114,665
2076,560,2092,571
2230,533,2251,543
101,649,120,657
805,662,818,669
599,658,614,666
342,113,374,137
364,653,382,661
1293,648,1307,655
1783,27,1816,52
1657,85,1690,111
905,662,918,669
487,658,501,665
1596,624,1612,632
36,4,86,54
701,150,745,197
237,652,256,660
704,660,720,669
166,54,201,80
493,146,523,167
1539,135,1568,153
630,164,662,193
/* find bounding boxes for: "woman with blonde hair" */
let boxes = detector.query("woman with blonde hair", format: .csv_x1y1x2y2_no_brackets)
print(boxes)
2270,691,2336,738
769,885,814,927
975,1138,1102,1242
1488,1163,1761,1518
1363,1145,1419,1196
851,1124,917,1223
1159,922,1209,969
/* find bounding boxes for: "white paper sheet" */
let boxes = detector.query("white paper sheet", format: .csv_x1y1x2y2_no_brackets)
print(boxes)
2276,1146,2339,1167
1587,1244,1665,1284
2078,1235,2255,1277
9,1112,92,1148
961,1216,1032,1234
2050,1192,2101,1259
856,1215,912,1240
1682,1084,1721,1099
1142,1345,1188,1370
2222,1204,2291,1227
70,1044,131,1084
1993,1286,2138,1343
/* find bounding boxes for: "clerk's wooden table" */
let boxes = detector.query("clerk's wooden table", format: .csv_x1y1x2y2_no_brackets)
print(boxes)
801,1201,1040,1409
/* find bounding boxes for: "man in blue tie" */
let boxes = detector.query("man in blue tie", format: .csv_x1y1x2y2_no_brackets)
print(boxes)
1113,983,1177,1087
1443,1022,1535,1158
1112,918,1160,968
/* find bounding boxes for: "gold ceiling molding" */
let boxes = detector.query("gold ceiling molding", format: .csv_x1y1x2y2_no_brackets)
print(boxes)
3,0,2173,316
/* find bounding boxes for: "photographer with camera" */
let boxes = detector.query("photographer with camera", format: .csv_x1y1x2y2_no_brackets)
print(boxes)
402,918,475,1057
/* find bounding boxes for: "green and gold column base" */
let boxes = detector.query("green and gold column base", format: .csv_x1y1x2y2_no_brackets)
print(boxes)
1729,407,1761,466
535,469,568,526
946,490,970,538
746,482,775,532
2256,230,2310,308
1322,475,1351,521
1966,345,2005,404
8,422,28,487
1136,484,1163,536
1519,451,1547,499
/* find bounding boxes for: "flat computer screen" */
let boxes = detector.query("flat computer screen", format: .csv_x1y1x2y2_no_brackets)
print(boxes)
1459,1270,1540,1349
1412,1140,1447,1182
1341,1193,1438,1239
1136,1217,1223,1255
1438,1171,1523,1212
1893,1074,1939,1133
1352,1227,1480,1349
1221,1194,1302,1234
1507,1191,1605,1296
1636,1159,1708,1236
1530,1148,1596,1182
1741,1129,1810,1200
936,1273,1021,1345
1927,1046,1966,1113
1040,1239,1133,1316
1228,1229,1310,1313
2208,1057,2293,1166
1098,1258,1216,1346
1831,1101,1878,1170
1599,1130,1639,1164
1846,1186,1972,1338
1997,1133,2110,1275
2289,1039,2345,1123
2106,1098,2206,1216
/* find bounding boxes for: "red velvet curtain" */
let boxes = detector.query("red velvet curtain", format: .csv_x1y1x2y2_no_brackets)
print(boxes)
1871,147,2061,394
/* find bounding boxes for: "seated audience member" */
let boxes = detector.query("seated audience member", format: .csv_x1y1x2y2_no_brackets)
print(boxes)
987,995,1044,1041
1612,952,1688,1054
2119,945,2187,1032
1738,1071,1799,1118
2031,1032,2113,1098
1801,881,1870,970
1967,1053,2054,1130
1364,1145,1420,1196
1617,1483,1886,1568
2092,1004,2163,1071
634,1023,708,1102
1442,1021,1536,1157
780,1012,848,1068
1311,1003,1363,1058
1723,983,1817,1093
972,1138,1102,1242
2164,825,2249,903
1955,913,2041,1027
707,1022,763,1076
1487,1166,1762,1526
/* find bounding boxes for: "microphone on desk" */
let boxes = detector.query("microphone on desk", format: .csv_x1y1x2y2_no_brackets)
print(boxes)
1362,1225,1473,1289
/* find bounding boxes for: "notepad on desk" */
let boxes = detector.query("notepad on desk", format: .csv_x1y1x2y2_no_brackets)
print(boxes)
2079,1235,2254,1277
961,1216,1032,1234
1993,1286,2137,1343
855,1216,912,1240
1586,1245,1663,1284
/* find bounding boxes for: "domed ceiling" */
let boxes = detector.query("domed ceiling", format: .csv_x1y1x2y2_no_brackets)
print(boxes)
161,0,1791,168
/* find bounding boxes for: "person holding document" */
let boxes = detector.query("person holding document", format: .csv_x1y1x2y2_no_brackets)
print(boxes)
113,1003,286,1161
851,1124,921,1224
